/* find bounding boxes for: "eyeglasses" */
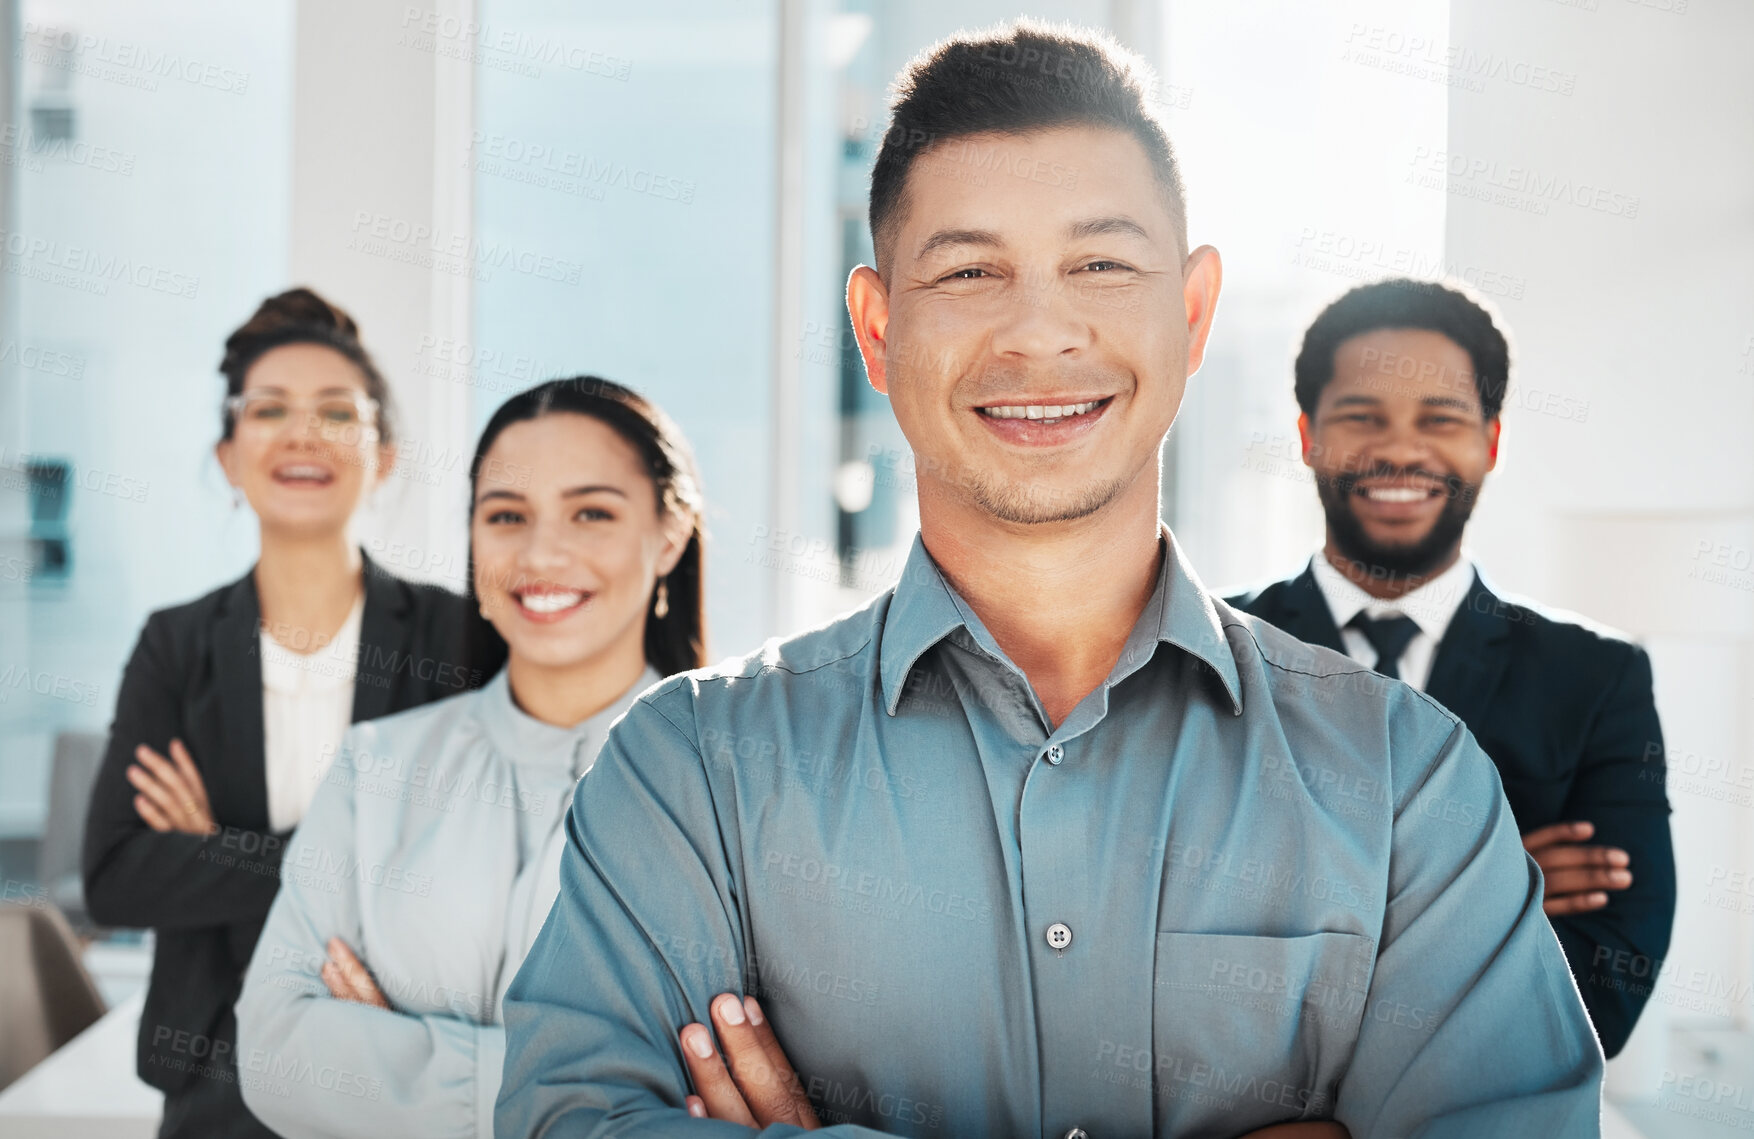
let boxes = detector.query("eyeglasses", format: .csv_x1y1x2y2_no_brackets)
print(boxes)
225,391,380,438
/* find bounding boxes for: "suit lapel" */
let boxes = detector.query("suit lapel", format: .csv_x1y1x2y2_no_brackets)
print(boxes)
1425,571,1512,728
1274,563,1348,655
352,551,407,723
211,570,269,831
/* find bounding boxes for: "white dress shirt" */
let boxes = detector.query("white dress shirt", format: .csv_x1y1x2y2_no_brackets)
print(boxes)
1309,551,1475,692
261,592,364,831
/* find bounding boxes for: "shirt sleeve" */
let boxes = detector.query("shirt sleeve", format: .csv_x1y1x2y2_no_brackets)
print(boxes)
82,614,288,931
495,692,891,1139
1334,714,1604,1138
1547,644,1675,1058
235,730,504,1139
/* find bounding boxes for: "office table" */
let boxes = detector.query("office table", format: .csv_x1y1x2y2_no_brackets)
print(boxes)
0,989,161,1138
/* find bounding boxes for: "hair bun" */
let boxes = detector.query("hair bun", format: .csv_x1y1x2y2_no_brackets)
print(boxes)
230,286,360,348
218,285,395,442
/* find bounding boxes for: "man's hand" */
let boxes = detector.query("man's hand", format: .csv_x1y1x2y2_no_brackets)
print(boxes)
1522,821,1632,915
321,937,391,1009
127,739,218,835
679,994,819,1129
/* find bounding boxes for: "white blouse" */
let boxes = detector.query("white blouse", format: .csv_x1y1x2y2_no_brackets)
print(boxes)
260,592,364,831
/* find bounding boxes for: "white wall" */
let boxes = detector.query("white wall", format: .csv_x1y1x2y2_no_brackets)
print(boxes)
1162,0,1452,592
289,0,475,587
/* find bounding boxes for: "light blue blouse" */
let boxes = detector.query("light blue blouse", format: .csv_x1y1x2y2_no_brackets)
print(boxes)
236,664,659,1139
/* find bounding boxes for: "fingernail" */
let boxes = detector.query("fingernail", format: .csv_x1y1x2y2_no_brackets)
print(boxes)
1590,892,1608,906
1612,871,1632,886
716,994,745,1026
743,996,764,1026
1608,849,1630,866
684,1025,715,1059
687,1098,707,1118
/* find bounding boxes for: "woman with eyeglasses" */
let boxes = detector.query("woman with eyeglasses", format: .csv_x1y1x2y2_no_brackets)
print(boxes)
82,287,480,1139
235,377,706,1139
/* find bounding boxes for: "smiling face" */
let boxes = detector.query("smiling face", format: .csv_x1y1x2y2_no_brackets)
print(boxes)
848,125,1219,528
215,342,391,539
470,412,688,674
1301,327,1501,578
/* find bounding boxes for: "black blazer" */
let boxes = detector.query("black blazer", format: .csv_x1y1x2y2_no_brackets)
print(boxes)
82,554,478,1100
1229,563,1675,1058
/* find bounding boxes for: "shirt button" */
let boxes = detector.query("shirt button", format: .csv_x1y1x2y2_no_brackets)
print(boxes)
1063,1129,1090,1139
1045,744,1064,764
1045,922,1073,950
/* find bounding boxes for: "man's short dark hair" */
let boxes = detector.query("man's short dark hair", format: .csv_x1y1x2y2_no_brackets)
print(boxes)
869,20,1185,276
1294,278,1510,420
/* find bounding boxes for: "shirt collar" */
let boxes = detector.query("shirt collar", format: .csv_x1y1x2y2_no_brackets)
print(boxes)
1308,550,1477,643
878,525,1243,717
476,664,661,776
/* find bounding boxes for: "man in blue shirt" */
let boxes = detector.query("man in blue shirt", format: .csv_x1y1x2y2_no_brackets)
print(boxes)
497,21,1602,1139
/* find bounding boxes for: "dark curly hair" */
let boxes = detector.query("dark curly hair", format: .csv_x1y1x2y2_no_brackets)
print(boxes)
1295,278,1510,420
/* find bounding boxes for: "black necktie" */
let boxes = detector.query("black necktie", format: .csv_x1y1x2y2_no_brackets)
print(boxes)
1348,613,1420,680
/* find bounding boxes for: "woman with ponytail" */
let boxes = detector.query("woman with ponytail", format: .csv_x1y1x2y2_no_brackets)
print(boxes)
81,288,477,1138
237,377,708,1138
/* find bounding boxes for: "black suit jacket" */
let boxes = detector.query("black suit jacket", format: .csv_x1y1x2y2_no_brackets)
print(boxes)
1229,563,1675,1057
82,554,478,1100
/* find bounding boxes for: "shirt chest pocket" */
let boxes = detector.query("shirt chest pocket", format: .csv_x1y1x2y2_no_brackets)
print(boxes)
1151,930,1373,1133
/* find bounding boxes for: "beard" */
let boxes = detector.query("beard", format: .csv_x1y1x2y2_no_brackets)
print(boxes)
960,468,1130,524
1315,463,1480,579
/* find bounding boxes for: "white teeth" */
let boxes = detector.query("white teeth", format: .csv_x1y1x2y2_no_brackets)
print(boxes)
518,591,584,613
1364,486,1429,503
982,400,1101,421
277,465,330,480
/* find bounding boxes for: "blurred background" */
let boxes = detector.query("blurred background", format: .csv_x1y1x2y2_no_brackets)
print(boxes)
0,0,1747,1134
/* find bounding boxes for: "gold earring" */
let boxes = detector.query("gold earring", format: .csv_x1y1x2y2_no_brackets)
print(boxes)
653,579,669,619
